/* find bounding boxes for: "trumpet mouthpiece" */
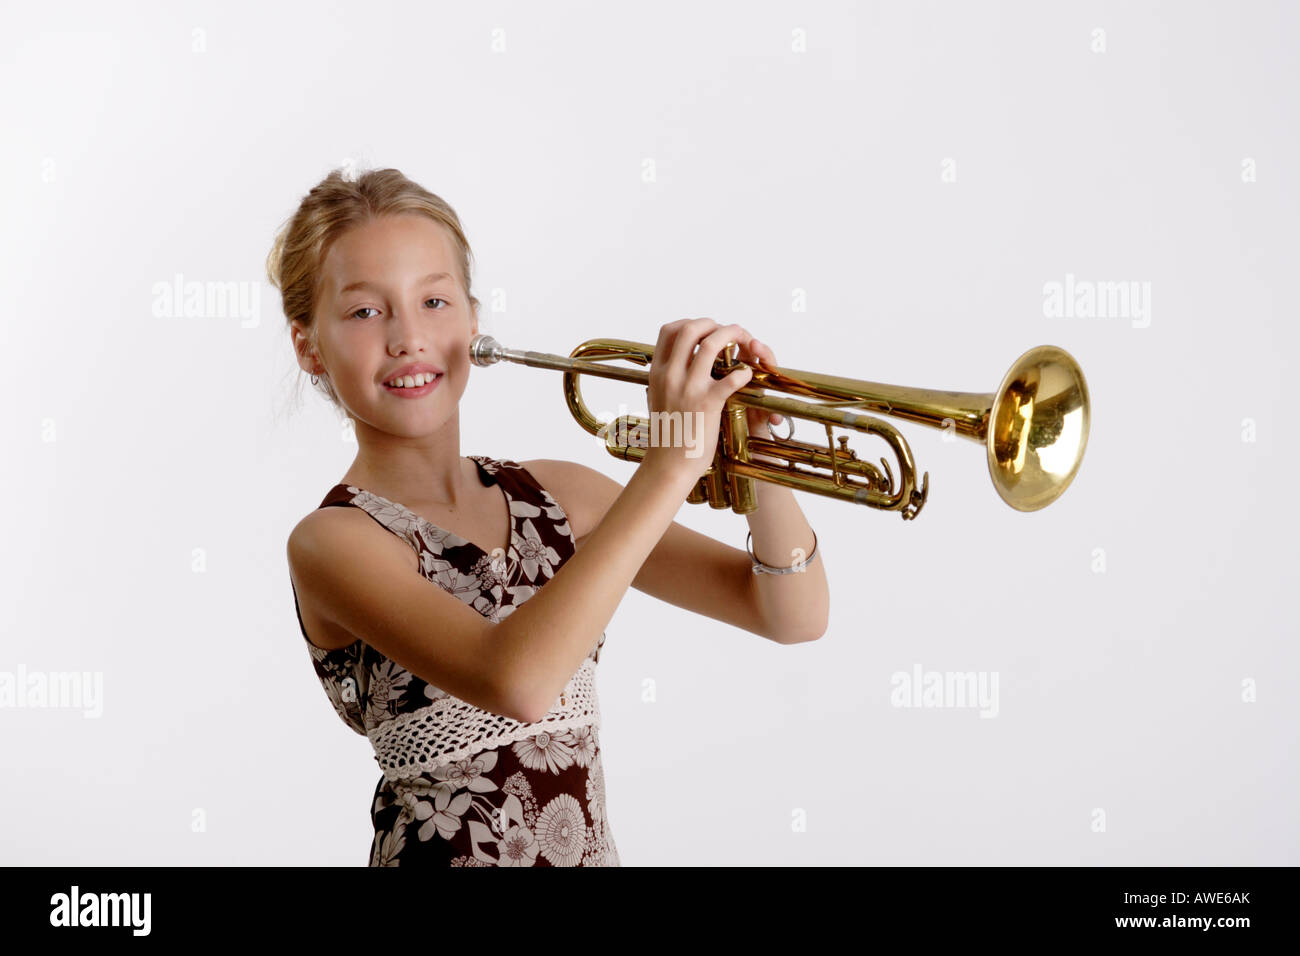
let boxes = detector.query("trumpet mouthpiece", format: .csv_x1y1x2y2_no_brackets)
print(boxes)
469,334,504,367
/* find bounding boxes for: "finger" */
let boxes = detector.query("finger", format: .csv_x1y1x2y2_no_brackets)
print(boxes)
737,342,769,376
690,325,747,393
653,319,693,371
667,318,719,382
749,337,777,366
689,324,747,390
652,318,709,394
710,362,753,402
650,321,679,388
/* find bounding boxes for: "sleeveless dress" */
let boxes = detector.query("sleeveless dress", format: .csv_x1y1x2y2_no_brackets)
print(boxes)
290,455,620,867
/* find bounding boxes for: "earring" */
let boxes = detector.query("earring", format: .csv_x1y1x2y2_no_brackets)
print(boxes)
310,373,319,385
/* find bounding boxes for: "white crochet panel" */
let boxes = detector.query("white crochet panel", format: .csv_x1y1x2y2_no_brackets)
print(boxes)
367,657,601,782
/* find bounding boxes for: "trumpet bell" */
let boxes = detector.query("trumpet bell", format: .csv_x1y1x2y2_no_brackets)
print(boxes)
987,346,1090,512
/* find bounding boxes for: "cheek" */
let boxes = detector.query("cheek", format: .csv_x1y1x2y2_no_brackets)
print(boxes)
449,356,472,386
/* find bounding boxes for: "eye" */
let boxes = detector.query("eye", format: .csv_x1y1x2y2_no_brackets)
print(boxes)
349,299,445,319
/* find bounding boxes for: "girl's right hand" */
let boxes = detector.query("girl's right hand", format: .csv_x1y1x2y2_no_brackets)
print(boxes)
641,318,755,485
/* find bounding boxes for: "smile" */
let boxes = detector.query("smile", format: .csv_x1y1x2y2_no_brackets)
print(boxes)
383,373,442,397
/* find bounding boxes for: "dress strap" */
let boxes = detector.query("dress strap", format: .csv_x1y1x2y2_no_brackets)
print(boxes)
471,455,552,503
315,483,426,554
466,454,522,489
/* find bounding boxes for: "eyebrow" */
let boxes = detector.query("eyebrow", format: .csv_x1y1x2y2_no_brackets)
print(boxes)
338,272,452,296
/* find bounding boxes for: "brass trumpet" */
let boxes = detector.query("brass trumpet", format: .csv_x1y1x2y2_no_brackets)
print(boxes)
468,333,1089,520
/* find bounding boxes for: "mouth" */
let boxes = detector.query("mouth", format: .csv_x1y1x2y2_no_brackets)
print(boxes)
382,371,443,397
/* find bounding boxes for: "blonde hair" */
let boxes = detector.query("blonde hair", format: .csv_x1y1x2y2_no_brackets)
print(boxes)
265,166,480,414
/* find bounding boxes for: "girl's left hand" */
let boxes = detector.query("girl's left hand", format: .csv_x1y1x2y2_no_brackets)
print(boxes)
736,335,784,437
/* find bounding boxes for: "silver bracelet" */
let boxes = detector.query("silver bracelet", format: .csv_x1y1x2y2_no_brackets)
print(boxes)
746,530,818,575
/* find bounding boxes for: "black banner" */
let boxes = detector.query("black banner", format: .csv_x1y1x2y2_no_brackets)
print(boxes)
2,865,1286,941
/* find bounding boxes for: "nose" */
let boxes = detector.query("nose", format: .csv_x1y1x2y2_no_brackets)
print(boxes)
386,304,430,356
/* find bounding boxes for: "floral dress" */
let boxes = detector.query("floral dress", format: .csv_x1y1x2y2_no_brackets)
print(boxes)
290,456,619,866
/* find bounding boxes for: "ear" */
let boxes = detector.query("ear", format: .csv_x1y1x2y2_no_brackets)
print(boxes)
290,322,319,374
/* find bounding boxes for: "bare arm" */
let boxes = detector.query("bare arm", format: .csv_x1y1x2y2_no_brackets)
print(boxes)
288,508,519,719
518,333,829,646
733,433,829,643
491,318,763,720
524,458,828,644
490,460,699,721
289,461,703,725
724,333,829,641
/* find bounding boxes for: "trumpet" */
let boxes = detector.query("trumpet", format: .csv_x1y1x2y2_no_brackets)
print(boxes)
468,333,1089,520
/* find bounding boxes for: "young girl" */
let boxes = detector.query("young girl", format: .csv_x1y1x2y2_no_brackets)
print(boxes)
268,167,829,867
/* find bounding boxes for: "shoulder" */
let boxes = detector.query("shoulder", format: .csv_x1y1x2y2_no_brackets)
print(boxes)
517,459,625,541
517,458,620,498
287,504,419,576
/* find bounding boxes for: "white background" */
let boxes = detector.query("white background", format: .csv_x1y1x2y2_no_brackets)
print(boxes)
2,0,1295,865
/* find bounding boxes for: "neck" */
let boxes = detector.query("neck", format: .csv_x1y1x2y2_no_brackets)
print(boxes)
341,418,472,507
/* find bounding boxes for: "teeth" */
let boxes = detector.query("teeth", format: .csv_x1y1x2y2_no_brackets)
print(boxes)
387,372,441,388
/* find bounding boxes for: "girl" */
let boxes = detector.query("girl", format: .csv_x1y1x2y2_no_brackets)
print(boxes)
268,167,829,867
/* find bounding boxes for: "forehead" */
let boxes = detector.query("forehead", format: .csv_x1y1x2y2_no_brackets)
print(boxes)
321,214,457,295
